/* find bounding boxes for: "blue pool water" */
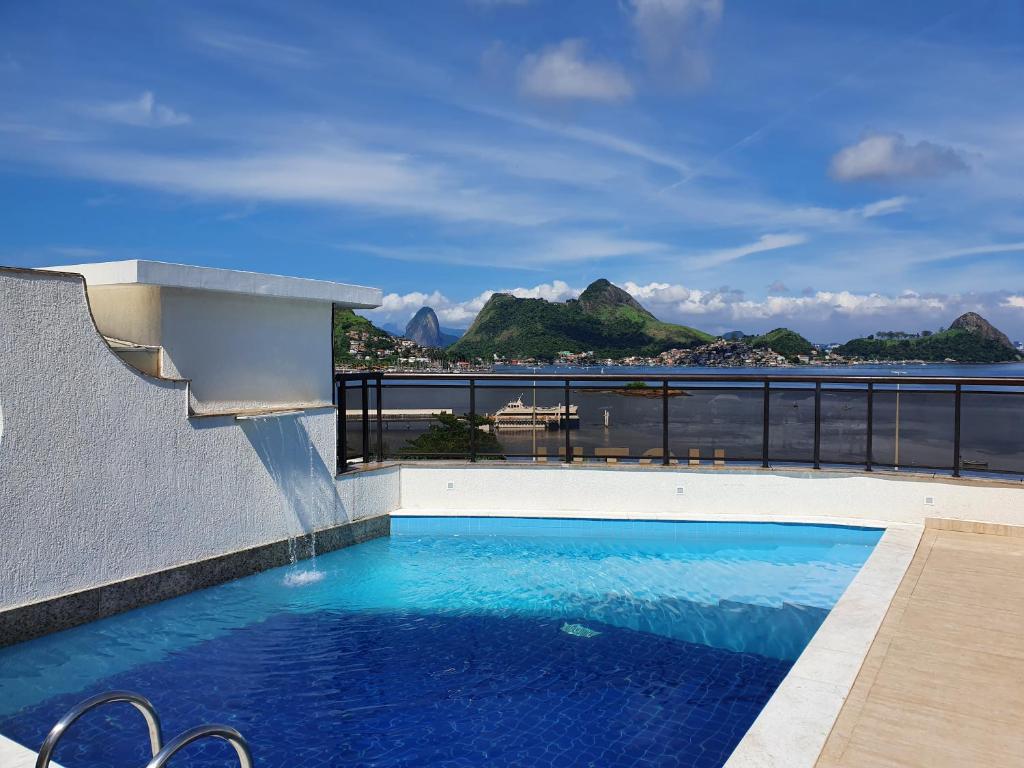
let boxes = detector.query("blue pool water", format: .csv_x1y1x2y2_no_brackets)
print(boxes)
0,518,881,767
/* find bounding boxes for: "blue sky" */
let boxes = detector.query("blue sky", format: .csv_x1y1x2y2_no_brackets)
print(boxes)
3,0,1024,341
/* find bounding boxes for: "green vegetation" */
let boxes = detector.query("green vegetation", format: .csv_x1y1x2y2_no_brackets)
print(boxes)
746,328,814,360
836,329,1019,363
624,381,649,389
398,413,503,458
449,279,713,360
333,308,393,363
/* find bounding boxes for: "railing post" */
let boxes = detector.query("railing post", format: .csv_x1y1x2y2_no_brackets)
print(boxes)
662,379,670,466
813,381,822,470
865,382,874,472
361,378,370,463
953,384,962,477
761,381,770,468
469,378,477,462
564,379,572,464
337,376,348,474
375,375,384,462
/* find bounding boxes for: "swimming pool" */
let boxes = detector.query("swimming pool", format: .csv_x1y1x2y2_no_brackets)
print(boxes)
0,517,882,767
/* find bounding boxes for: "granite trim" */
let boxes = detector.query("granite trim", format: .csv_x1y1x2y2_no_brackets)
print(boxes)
0,514,390,648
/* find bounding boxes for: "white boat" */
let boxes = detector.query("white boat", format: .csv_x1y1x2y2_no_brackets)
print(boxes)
491,396,579,430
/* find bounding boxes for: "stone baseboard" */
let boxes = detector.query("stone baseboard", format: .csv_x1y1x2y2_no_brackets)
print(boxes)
0,514,390,647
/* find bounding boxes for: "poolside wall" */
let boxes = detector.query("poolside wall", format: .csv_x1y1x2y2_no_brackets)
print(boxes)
0,268,399,638
398,463,1024,527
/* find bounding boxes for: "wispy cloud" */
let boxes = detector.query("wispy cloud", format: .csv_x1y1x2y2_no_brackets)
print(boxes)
830,133,969,181
192,29,313,68
61,144,556,225
347,232,672,269
861,195,910,218
474,107,691,174
685,233,808,269
519,40,633,103
85,91,191,127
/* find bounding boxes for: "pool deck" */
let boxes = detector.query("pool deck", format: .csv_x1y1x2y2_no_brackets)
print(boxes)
816,521,1024,767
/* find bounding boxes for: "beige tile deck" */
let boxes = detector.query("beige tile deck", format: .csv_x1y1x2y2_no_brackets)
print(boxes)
816,527,1024,768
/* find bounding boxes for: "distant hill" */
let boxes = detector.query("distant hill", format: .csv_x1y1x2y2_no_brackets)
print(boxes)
405,307,459,348
449,278,714,359
836,312,1021,363
747,328,814,359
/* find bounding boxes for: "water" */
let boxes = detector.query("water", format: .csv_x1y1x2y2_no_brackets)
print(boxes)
0,519,880,767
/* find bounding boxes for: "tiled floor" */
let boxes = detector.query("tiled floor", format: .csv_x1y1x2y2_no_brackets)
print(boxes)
816,525,1024,767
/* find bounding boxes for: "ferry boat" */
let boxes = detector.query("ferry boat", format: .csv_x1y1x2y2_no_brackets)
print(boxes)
491,396,579,430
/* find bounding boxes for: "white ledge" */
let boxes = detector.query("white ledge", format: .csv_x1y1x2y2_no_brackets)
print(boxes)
43,259,382,308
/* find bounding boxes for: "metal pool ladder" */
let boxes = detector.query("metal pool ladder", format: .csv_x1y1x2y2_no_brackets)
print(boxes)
35,690,253,768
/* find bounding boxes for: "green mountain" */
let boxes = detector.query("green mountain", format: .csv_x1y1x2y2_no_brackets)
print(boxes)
747,328,814,359
333,308,392,362
836,312,1021,363
449,278,714,359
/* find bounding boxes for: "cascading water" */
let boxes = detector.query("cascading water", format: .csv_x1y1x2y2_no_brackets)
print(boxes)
237,411,333,587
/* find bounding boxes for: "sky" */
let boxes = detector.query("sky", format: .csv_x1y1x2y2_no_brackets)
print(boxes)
3,0,1024,342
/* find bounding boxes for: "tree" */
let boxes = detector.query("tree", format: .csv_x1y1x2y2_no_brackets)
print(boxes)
399,413,503,459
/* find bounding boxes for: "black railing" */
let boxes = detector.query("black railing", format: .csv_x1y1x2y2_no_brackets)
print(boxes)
335,372,1024,478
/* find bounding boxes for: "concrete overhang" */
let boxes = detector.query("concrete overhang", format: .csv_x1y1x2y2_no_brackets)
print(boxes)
42,259,382,308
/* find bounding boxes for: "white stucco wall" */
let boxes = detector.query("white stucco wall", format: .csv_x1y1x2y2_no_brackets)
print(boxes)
0,268,398,611
398,463,1024,527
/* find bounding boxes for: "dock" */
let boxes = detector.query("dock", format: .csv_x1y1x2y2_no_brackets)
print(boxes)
345,409,452,422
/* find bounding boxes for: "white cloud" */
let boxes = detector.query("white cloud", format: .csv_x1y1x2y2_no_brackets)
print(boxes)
830,133,969,181
519,39,633,103
685,233,807,269
365,280,582,328
629,0,723,87
87,91,191,127
861,195,910,218
1002,295,1024,309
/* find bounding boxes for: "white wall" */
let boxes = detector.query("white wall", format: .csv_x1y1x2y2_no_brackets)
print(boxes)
0,268,397,610
159,287,332,413
399,464,1024,527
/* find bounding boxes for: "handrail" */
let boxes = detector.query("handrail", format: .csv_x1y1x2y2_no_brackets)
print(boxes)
334,369,1024,476
36,690,162,768
336,371,1024,387
143,724,253,768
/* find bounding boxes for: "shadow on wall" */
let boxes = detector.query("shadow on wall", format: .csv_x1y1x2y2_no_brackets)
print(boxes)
239,414,349,554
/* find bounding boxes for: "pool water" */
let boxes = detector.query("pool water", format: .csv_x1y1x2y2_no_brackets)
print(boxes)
0,518,881,767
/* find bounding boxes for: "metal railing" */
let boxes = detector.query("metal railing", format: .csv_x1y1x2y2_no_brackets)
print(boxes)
335,372,1024,478
36,690,252,768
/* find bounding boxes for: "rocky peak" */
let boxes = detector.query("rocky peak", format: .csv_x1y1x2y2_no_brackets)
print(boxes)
405,307,442,348
950,312,1016,351
577,278,655,319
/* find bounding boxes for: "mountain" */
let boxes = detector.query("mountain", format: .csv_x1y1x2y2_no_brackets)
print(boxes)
405,307,459,348
950,311,1016,350
746,328,814,359
449,278,714,359
836,312,1021,363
